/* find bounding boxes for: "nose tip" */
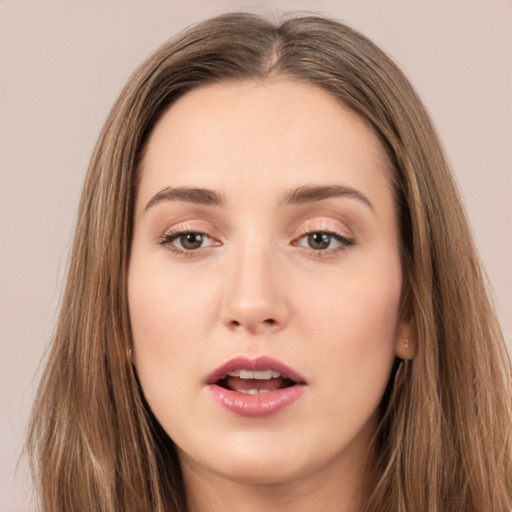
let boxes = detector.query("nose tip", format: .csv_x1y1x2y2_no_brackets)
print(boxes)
221,255,289,335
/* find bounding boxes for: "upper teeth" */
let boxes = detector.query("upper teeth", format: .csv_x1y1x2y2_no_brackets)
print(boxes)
226,369,282,380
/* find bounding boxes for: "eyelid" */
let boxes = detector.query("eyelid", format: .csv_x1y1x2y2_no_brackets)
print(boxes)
294,218,353,239
160,230,216,244
291,220,356,255
158,220,221,240
156,219,355,257
157,223,222,255
293,228,354,246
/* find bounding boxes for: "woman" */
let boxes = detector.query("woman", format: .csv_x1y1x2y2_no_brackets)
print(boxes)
27,11,512,512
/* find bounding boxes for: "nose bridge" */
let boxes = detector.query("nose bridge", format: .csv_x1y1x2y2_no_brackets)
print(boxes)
221,231,288,334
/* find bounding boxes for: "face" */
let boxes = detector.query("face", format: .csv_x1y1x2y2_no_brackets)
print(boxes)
128,81,410,490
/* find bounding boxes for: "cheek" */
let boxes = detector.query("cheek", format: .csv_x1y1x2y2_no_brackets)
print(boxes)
127,260,217,382
293,272,401,459
296,258,402,391
127,261,217,439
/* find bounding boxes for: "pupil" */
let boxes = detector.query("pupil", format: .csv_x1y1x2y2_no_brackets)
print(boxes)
181,233,203,250
308,232,330,250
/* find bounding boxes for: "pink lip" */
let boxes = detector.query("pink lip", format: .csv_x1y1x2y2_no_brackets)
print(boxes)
206,356,307,385
206,356,307,418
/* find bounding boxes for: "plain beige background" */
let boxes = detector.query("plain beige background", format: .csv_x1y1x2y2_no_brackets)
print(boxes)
1,1,510,510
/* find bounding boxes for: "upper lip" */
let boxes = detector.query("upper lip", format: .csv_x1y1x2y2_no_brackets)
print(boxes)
206,356,308,385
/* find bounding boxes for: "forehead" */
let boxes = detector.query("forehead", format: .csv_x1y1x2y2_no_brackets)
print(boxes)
137,80,392,211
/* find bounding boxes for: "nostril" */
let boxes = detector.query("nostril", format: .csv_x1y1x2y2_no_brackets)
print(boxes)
225,314,283,333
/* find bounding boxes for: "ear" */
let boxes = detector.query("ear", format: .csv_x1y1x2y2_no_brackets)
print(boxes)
127,346,136,366
394,315,417,360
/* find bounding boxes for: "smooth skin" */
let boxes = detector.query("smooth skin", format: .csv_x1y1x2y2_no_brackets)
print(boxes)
128,80,413,512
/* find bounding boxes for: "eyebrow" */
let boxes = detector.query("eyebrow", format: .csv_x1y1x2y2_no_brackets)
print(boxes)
144,186,225,211
144,184,373,212
279,184,373,210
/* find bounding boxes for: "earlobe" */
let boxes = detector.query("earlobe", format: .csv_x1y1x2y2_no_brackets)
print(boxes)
127,346,135,366
396,337,415,360
395,318,417,360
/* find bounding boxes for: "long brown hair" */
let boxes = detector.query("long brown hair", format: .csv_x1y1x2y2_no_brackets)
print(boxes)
27,12,512,511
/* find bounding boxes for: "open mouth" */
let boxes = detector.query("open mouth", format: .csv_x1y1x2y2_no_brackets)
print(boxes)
216,369,297,395
206,356,307,417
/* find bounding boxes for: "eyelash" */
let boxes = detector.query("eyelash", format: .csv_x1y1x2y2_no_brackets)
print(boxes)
158,227,355,258
158,228,216,258
293,228,355,257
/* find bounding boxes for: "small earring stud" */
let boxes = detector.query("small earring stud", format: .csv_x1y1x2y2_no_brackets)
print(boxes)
404,339,409,349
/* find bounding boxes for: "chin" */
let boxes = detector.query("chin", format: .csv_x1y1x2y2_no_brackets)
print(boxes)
213,455,309,486
179,431,313,486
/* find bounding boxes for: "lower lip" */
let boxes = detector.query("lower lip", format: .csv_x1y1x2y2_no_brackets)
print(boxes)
208,384,306,418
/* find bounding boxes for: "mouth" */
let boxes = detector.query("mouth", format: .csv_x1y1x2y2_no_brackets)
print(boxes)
206,356,307,418
216,369,297,394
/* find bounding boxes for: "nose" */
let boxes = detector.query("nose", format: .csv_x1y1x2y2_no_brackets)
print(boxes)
220,243,289,335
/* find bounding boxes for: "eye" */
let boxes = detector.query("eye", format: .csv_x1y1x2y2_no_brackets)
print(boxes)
159,230,218,254
295,230,354,252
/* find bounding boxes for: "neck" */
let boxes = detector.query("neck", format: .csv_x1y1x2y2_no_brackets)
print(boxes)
185,473,364,512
